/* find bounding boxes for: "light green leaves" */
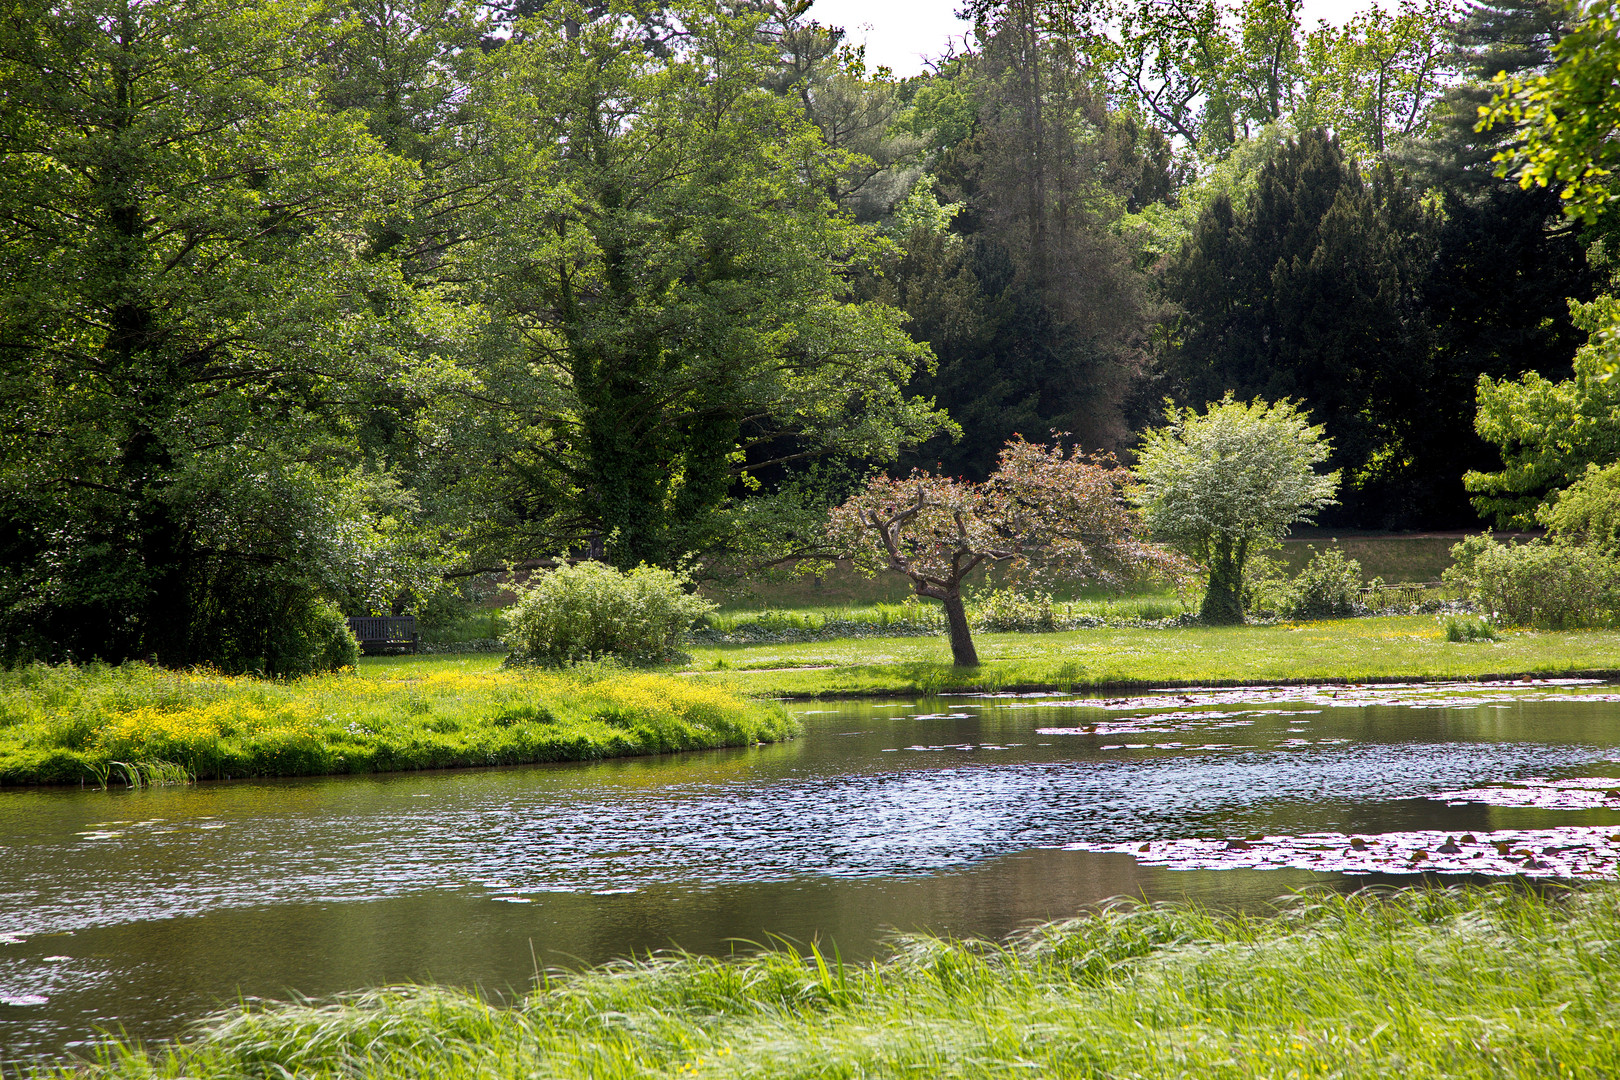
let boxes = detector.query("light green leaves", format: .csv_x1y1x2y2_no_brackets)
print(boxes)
1484,0,1620,223
1132,395,1340,561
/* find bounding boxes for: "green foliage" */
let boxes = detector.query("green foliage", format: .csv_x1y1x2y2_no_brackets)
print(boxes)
1485,0,1620,225
0,0,452,668
1414,0,1567,183
1466,295,1620,525
254,600,360,678
1540,460,1620,555
1239,552,1291,615
1445,534,1620,628
1107,0,1306,152
872,9,1174,480
967,587,1060,633
49,886,1620,1078
1445,614,1499,641
1133,395,1339,624
0,661,792,785
445,4,950,572
1163,129,1439,526
1279,546,1365,620
503,563,715,668
1300,0,1458,157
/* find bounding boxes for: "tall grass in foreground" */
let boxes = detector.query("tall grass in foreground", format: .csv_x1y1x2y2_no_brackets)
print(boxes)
0,663,793,786
56,886,1620,1078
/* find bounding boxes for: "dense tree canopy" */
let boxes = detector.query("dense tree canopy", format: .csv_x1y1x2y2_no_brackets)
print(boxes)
0,0,447,667
1162,129,1436,525
430,4,952,573
3,0,1617,660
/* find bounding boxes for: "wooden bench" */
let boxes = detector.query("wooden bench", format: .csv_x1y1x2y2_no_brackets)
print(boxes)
347,615,420,655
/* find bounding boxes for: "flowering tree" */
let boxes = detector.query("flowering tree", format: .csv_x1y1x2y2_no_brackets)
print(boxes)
828,438,1187,666
1132,396,1340,624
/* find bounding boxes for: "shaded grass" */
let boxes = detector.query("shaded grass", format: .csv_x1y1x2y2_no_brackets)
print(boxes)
0,661,794,786
678,616,1620,696
55,885,1620,1078
699,594,1190,639
1278,534,1460,582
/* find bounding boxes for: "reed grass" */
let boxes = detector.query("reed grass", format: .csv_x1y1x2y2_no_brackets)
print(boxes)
52,885,1620,1078
0,662,794,786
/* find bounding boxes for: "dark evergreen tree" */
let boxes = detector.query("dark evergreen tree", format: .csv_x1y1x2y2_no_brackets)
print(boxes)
1410,0,1566,187
870,3,1174,480
1164,129,1439,526
1397,0,1597,523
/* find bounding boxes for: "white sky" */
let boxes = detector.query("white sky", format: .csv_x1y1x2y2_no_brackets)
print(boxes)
810,0,1389,77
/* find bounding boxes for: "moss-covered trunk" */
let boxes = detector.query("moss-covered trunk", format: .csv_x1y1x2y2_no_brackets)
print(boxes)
1200,537,1247,625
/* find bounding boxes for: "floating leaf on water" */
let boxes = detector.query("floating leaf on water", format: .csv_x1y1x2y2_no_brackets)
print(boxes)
1067,825,1620,879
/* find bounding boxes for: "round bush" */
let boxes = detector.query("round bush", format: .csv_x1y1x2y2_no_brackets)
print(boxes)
1280,547,1363,620
262,598,360,677
503,562,715,667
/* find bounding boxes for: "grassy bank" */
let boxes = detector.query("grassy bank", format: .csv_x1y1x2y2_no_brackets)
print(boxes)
58,885,1620,1078
0,661,794,787
682,615,1620,696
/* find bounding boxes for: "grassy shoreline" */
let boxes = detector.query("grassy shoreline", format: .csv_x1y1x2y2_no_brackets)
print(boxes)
6,615,1620,784
50,885,1620,1078
0,662,795,787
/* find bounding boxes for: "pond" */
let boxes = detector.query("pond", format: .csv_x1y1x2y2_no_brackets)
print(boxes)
5,679,1620,1063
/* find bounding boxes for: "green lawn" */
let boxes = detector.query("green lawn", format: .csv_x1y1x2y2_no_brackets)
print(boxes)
678,615,1620,696
58,885,1620,1079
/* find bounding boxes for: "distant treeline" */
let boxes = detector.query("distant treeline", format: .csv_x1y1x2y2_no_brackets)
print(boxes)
0,0,1603,667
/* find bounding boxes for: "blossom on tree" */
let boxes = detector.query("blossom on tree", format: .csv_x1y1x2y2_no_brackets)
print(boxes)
828,437,1189,666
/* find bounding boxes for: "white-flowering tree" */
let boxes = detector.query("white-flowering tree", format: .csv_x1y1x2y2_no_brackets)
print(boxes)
1133,396,1340,624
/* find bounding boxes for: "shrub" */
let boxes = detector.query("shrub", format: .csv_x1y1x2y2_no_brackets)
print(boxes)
1444,535,1620,629
503,562,715,667
1240,553,1291,616
1445,616,1499,642
204,594,358,678
266,599,360,677
1539,461,1620,556
969,587,1058,632
1279,546,1364,619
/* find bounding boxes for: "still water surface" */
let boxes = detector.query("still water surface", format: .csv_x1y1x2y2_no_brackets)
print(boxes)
4,683,1620,1061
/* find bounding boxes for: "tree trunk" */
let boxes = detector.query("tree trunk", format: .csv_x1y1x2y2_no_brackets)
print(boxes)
940,590,980,667
1200,539,1245,625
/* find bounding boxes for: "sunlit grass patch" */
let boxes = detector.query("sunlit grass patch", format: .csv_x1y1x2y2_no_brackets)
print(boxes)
54,885,1620,1079
675,616,1620,696
0,662,794,786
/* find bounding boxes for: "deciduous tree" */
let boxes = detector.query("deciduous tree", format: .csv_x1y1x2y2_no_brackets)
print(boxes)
1132,396,1339,624
0,0,444,666
447,3,950,572
829,438,1183,665
1466,296,1620,525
